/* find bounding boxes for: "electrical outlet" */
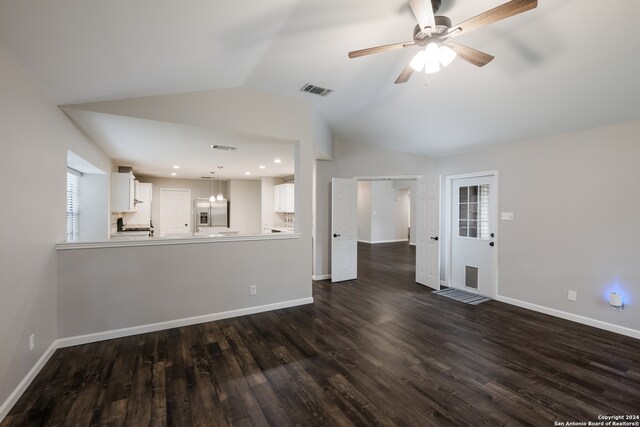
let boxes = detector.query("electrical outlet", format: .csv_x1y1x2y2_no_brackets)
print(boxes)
568,290,577,302
250,285,257,296
29,333,35,351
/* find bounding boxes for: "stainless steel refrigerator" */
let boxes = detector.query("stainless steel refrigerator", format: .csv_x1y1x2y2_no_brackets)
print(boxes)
194,198,229,231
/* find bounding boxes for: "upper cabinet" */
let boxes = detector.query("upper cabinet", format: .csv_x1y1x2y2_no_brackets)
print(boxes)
111,172,136,212
126,182,152,226
274,183,294,213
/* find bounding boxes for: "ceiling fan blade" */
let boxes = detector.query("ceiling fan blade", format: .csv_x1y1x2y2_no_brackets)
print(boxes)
395,64,415,84
408,0,437,35
447,0,537,37
448,42,495,67
348,41,415,59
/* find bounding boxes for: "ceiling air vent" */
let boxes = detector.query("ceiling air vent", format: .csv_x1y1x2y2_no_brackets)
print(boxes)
210,144,238,151
300,83,333,97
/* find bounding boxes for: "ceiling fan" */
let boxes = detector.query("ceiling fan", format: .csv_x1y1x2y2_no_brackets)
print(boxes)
348,0,538,84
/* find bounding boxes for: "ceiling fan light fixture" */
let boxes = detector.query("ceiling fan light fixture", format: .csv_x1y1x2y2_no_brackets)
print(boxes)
409,49,426,71
424,42,441,74
439,44,457,67
424,60,440,74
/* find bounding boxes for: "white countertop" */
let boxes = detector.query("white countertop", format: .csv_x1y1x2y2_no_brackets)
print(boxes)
264,224,295,232
57,232,300,250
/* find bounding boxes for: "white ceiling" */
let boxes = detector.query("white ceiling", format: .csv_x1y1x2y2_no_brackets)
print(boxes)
1,0,640,157
64,109,295,180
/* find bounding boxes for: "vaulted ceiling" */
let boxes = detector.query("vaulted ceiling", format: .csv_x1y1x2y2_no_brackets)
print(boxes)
1,0,639,156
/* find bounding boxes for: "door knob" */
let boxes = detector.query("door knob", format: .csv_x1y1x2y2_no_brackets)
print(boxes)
489,241,495,247
333,233,341,237
430,236,439,241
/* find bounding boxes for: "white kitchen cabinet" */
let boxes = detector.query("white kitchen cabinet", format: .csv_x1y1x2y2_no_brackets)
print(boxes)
126,182,152,226
273,183,294,213
111,172,136,212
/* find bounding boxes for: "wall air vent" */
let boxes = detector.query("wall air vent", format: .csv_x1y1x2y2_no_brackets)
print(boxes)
300,83,333,97
210,145,238,151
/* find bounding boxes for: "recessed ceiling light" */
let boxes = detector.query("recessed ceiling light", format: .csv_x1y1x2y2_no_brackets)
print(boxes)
274,158,282,163
172,165,180,169
171,172,177,176
245,171,251,176
259,165,266,169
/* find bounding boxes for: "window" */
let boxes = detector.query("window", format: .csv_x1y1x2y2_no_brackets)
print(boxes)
458,184,489,239
66,169,81,241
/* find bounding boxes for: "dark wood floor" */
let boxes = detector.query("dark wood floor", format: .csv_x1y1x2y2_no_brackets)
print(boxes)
4,242,640,426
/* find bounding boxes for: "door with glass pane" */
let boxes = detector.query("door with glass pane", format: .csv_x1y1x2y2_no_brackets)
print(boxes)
451,175,497,297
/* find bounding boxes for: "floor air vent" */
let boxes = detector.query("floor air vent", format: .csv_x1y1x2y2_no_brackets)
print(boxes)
300,83,333,97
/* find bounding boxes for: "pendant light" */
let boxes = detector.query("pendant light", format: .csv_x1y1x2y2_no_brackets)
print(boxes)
209,172,216,202
216,166,224,201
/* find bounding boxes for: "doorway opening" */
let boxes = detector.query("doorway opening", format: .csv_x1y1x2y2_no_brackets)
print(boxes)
356,179,415,246
329,175,441,288
330,175,427,284
355,178,415,282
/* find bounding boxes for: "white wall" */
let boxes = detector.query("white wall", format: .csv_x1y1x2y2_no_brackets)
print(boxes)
229,179,262,234
358,181,409,243
315,138,433,276
312,109,334,160
0,46,110,414
357,181,371,242
58,87,315,339
435,120,640,333
370,181,409,243
57,238,307,338
78,173,109,240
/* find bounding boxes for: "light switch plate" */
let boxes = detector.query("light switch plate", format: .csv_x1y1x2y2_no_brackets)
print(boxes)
501,212,514,221
568,290,577,302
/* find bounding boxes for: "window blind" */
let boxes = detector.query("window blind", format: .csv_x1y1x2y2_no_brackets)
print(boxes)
66,169,81,241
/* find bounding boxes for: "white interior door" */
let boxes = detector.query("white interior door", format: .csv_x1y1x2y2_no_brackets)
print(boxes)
160,188,191,236
451,175,497,297
331,178,357,282
416,176,440,289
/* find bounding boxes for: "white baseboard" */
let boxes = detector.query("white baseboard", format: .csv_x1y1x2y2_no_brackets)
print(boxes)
358,239,409,244
409,242,416,246
495,295,640,340
0,341,57,422
57,297,314,348
312,274,331,281
439,280,447,288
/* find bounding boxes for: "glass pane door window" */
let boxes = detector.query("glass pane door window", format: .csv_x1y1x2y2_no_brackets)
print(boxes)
458,184,489,239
